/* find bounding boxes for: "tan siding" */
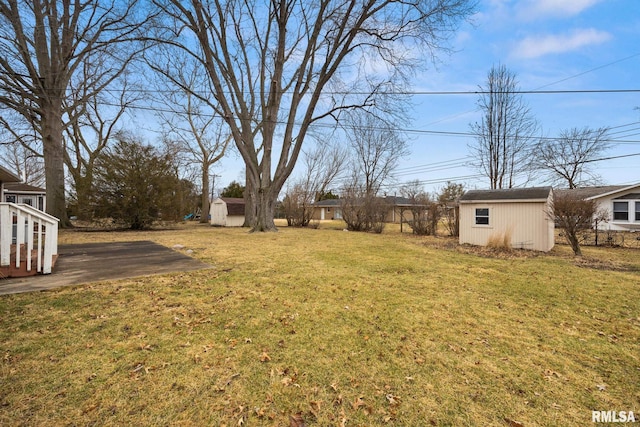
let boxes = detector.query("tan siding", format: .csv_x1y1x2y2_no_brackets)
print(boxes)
459,200,554,251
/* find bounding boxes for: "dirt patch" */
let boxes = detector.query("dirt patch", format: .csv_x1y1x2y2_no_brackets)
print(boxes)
416,235,541,260
572,256,639,272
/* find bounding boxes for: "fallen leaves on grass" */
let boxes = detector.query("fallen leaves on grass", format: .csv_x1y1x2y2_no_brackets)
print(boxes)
504,418,525,427
289,413,306,427
385,394,401,406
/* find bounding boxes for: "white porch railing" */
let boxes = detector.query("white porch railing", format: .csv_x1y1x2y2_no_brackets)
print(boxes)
0,203,59,275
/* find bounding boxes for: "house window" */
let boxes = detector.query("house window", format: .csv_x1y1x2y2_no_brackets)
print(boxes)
475,208,489,225
636,202,640,221
613,201,628,221
5,195,16,203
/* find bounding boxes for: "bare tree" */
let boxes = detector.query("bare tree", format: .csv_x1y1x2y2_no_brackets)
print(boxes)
340,110,409,232
156,61,231,223
438,181,464,236
0,140,45,186
151,0,474,231
548,192,603,256
340,182,390,233
282,143,345,227
64,73,141,220
470,64,539,189
344,111,410,196
533,127,610,189
0,0,150,225
400,180,438,236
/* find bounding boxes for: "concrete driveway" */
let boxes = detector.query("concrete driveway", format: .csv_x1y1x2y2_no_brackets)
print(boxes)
0,241,212,296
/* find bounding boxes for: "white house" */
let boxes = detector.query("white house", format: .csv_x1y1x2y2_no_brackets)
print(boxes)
209,197,246,227
556,183,640,231
0,165,22,196
3,182,47,212
459,187,555,252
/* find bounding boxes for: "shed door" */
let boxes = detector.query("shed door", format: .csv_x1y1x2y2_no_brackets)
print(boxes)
211,202,228,225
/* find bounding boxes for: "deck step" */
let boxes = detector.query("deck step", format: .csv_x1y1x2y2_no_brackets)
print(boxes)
0,244,55,279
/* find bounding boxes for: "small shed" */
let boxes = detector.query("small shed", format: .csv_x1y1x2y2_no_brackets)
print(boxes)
209,197,246,227
459,187,554,252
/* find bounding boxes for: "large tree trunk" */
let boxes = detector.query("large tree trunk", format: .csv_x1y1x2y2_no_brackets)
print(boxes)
200,167,210,223
251,188,277,232
42,100,70,227
243,169,253,228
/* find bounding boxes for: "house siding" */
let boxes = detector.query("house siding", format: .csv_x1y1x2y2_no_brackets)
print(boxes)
592,189,640,231
459,198,554,252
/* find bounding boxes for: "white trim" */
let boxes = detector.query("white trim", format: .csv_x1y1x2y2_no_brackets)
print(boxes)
460,198,549,204
585,182,640,200
0,202,59,274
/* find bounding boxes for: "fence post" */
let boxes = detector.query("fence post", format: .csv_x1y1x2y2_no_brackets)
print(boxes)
0,204,10,267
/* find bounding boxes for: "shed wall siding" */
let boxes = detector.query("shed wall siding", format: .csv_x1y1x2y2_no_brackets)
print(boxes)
210,201,228,226
459,201,554,251
225,215,245,227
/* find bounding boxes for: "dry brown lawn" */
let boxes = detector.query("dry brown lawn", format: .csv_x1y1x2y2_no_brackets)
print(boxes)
1,221,638,426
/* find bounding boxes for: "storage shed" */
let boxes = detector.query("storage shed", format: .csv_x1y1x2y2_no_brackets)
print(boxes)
209,197,246,227
459,187,554,252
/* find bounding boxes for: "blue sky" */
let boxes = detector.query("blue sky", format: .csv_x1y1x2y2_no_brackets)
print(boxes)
397,0,640,193
186,0,640,195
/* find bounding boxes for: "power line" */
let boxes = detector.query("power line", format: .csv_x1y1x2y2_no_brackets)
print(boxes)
97,99,640,146
7,72,640,96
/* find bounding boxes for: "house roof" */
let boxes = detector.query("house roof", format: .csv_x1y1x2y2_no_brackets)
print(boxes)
459,187,552,202
0,165,21,183
3,182,46,194
313,196,420,207
313,198,341,207
555,184,639,200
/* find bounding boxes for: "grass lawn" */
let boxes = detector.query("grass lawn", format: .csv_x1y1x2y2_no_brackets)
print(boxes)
1,221,639,426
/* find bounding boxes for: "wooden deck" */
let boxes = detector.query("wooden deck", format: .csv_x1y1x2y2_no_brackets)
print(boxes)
0,244,57,279
0,241,212,295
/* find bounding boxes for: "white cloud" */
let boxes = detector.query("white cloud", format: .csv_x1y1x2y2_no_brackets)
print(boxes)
519,0,603,19
512,28,612,59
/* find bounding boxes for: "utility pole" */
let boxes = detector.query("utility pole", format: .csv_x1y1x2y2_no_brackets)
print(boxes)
210,174,221,200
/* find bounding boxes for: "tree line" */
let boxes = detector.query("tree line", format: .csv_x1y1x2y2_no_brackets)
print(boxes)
0,1,618,234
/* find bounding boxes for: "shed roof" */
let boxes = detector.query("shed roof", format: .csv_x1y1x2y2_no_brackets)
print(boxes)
460,187,552,202
219,197,245,216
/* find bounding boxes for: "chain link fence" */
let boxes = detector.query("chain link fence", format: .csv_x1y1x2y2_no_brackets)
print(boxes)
557,229,640,249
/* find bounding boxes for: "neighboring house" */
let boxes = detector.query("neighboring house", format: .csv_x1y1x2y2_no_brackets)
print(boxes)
311,196,423,223
556,183,640,231
3,182,47,212
312,199,342,221
209,197,246,227
0,165,21,197
459,187,555,252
